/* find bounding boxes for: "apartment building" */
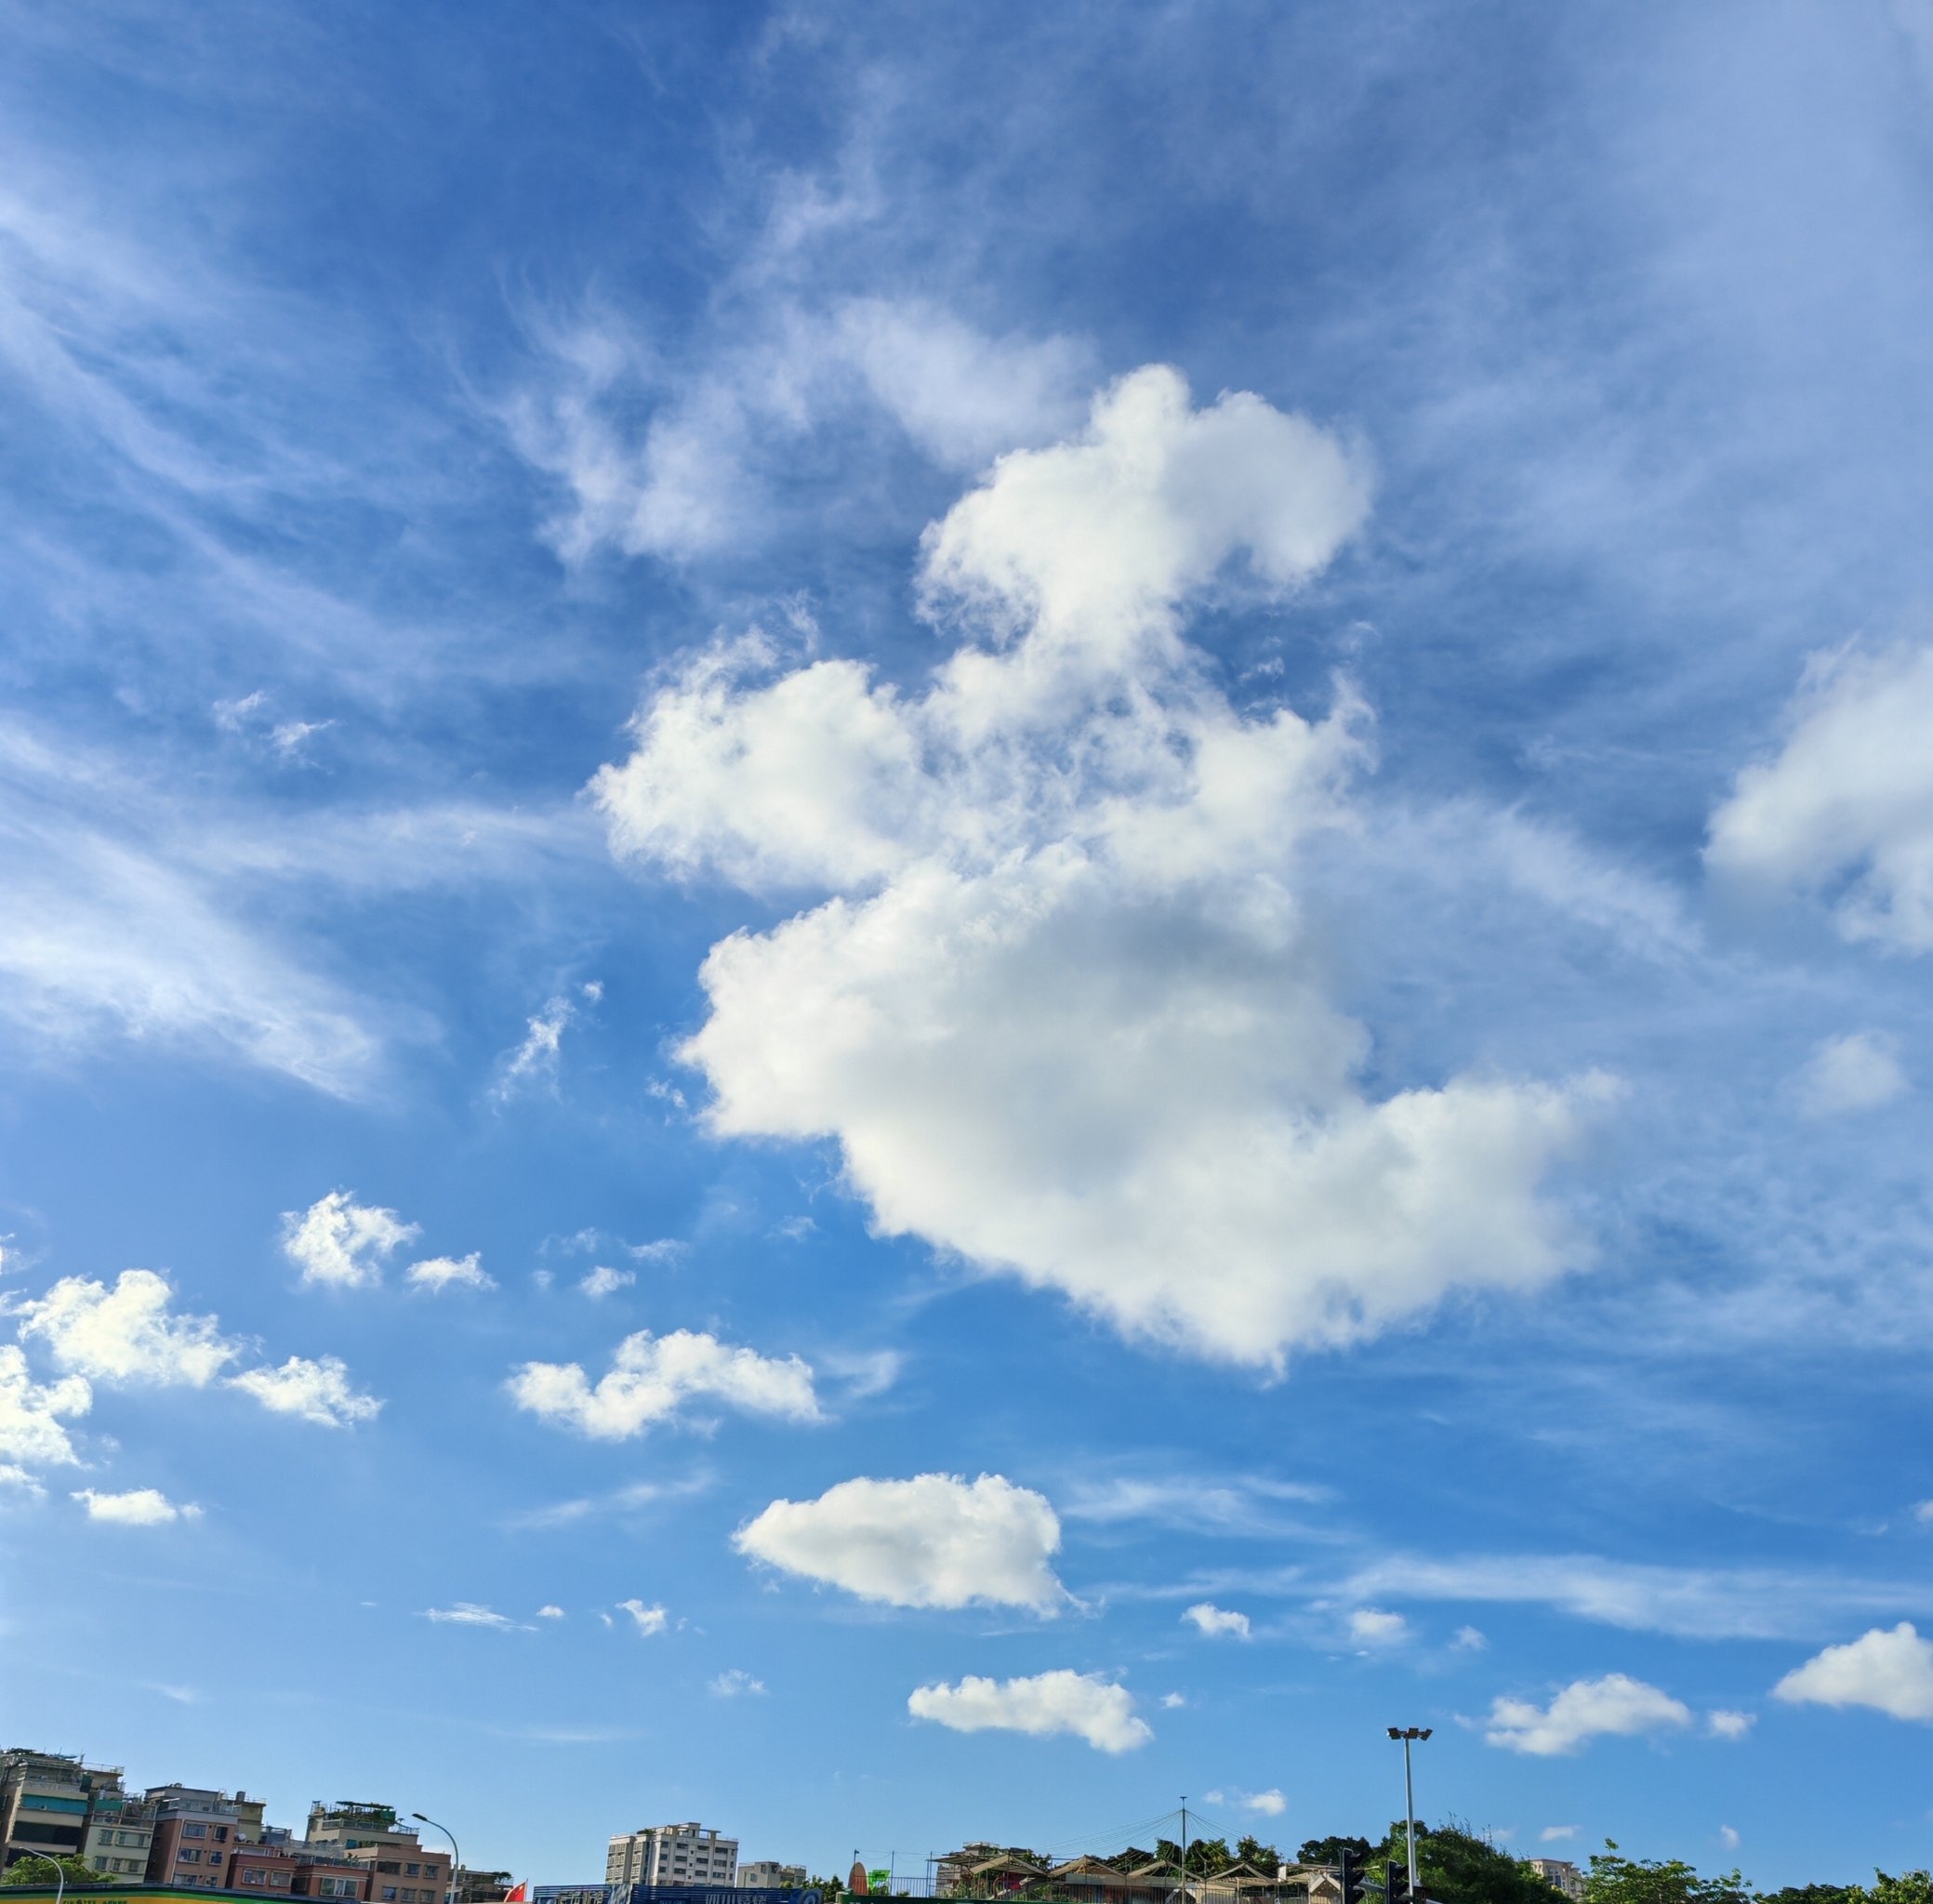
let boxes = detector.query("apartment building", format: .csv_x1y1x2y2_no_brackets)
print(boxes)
307,1805,425,1855
736,1866,806,1891
607,1824,738,1888
0,1750,126,1871
1527,1862,1585,1903
339,1840,453,1904
82,1788,155,1878
146,1788,243,1887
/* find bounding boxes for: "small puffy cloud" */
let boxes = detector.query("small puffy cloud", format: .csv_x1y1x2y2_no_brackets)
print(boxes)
537,1605,566,1620
908,1669,1152,1754
1453,1625,1489,1651
734,1473,1064,1611
281,1190,418,1289
0,1343,90,1467
15,1270,234,1385
426,1603,520,1631
1774,1623,1933,1721
1348,1607,1410,1646
709,1668,766,1697
1485,1673,1693,1755
1185,1603,1252,1639
1539,1829,1579,1844
1792,1033,1908,1118
1706,1710,1755,1740
407,1252,494,1292
508,1329,820,1438
73,1487,201,1525
617,1598,669,1636
1240,1791,1288,1817
228,1355,382,1427
1160,1692,1187,1709
1707,642,1933,952
1718,1829,1740,1852
579,1264,635,1300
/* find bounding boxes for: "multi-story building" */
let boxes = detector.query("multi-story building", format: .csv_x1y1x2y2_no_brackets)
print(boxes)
607,1826,738,1889
737,1866,806,1891
1527,1862,1584,1903
229,1843,373,1900
338,1840,453,1904
307,1805,424,1855
0,1751,126,1871
146,1788,244,1887
82,1789,154,1878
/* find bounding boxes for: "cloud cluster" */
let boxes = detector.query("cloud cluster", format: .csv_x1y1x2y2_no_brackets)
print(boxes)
1790,1032,1909,1118
1774,1622,1933,1721
5,1270,381,1465
407,1253,495,1292
1185,1603,1252,1639
596,368,1597,1366
1484,1673,1692,1755
1708,642,1933,952
73,1486,201,1525
281,1190,418,1289
907,1668,1152,1753
509,1329,820,1438
735,1473,1065,1611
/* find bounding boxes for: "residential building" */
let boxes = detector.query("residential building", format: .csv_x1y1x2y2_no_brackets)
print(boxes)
308,1805,424,1855
737,1866,806,1891
1527,1862,1584,1904
455,1871,515,1903
0,1750,126,1871
607,1826,738,1889
82,1790,154,1878
146,1787,243,1887
339,1839,454,1904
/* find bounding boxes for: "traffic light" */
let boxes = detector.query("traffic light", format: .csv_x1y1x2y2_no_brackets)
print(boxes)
1340,1854,1361,1904
1386,1862,1409,1904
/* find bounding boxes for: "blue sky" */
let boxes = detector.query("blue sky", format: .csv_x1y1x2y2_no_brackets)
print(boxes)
6,0,1933,1888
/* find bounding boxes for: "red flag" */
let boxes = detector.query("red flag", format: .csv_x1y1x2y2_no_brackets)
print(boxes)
506,1885,528,1900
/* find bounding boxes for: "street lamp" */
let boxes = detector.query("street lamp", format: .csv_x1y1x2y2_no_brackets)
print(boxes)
1385,1727,1432,1897
413,1813,460,1904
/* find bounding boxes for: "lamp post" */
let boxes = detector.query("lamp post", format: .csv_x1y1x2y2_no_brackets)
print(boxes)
412,1812,460,1904
1384,1727,1432,1897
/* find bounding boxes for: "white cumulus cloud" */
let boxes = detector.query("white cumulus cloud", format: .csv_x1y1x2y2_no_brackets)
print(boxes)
280,1190,418,1289
594,367,1598,1368
579,1264,635,1300
1348,1607,1410,1645
406,1252,494,1292
1453,1625,1490,1651
73,1486,201,1525
508,1329,820,1438
1539,1829,1579,1844
227,1355,382,1427
907,1668,1152,1753
709,1668,766,1697
1484,1673,1693,1755
0,1344,91,1467
734,1473,1064,1610
536,1605,565,1620
15,1269,235,1385
617,1598,669,1635
1791,1032,1909,1117
1185,1602,1252,1639
1706,1709,1755,1740
1707,642,1933,952
1773,1622,1933,1720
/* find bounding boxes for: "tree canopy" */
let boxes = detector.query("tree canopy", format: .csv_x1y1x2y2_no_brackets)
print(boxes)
2,1856,118,1888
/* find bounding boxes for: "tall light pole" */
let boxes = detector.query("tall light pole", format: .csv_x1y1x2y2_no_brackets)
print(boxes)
1384,1727,1432,1896
413,1811,460,1904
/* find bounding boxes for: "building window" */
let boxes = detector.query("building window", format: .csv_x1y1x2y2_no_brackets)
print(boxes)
247,1871,267,1885
189,1826,209,1840
183,1849,201,1862
383,1887,397,1898
407,1866,421,1878
218,1830,232,1843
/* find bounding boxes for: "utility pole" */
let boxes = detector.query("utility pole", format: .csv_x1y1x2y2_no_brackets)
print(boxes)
1384,1728,1432,1897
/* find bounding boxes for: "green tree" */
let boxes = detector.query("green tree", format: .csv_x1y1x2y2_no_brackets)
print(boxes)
1583,1842,1748,1904
1341,1820,1554,1904
1862,1876,1933,1904
1299,1841,1373,1871
3,1856,116,1888
1235,1840,1281,1874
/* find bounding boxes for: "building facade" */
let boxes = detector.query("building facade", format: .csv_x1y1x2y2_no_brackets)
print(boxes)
738,1867,806,1890
1526,1862,1584,1903
82,1788,154,1878
607,1826,738,1889
0,1751,126,1871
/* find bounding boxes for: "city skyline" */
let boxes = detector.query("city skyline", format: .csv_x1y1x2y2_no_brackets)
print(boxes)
4,0,1933,1890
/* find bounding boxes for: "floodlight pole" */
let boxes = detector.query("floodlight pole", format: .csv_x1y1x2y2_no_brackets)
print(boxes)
1384,1728,1431,1896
